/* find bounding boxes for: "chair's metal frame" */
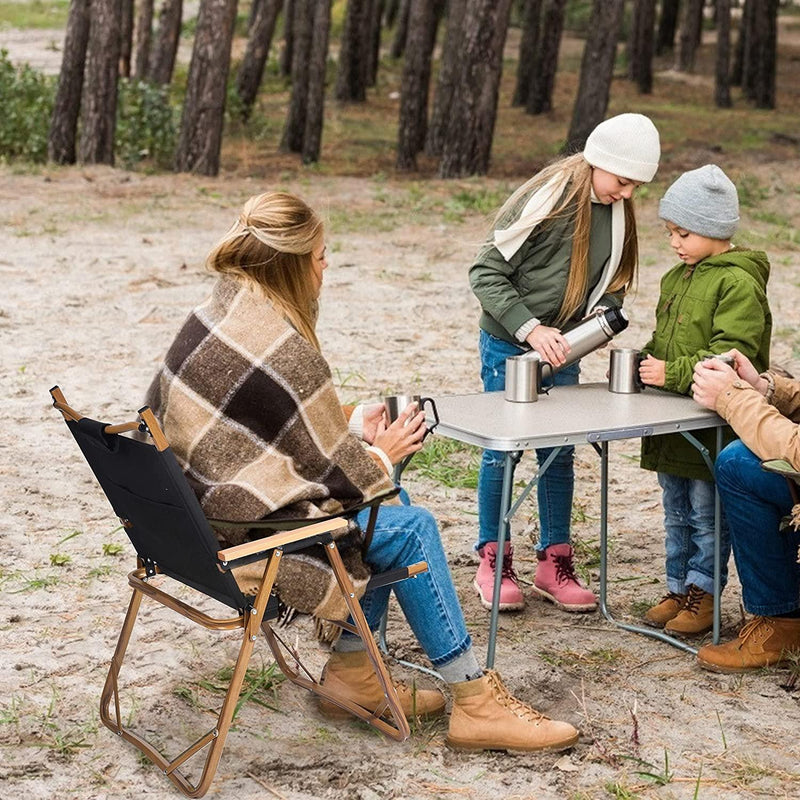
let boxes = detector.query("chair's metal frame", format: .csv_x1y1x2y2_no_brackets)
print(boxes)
51,386,428,799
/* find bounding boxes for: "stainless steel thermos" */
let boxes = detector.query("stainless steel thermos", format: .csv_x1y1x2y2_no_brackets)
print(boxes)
505,307,629,402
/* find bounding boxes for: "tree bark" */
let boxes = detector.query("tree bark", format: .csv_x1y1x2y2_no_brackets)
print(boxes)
119,0,133,76
384,0,399,27
425,0,465,157
512,0,542,107
627,0,655,94
396,0,443,170
438,0,512,178
301,0,332,162
79,0,122,165
48,0,91,164
714,0,731,107
565,0,624,153
281,0,312,151
175,0,238,175
676,0,703,72
525,0,566,116
133,0,154,79
389,0,410,58
236,0,282,119
365,0,385,86
750,0,778,108
148,0,183,85
731,0,753,87
335,0,370,101
279,0,295,76
655,0,680,56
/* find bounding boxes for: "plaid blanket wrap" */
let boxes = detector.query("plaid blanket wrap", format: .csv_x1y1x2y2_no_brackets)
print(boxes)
146,277,395,637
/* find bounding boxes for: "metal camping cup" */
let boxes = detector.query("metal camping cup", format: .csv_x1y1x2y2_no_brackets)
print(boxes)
608,348,644,394
383,394,439,439
504,354,542,403
703,354,736,368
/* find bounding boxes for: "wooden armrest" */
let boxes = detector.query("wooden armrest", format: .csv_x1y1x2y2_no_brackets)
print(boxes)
217,517,348,564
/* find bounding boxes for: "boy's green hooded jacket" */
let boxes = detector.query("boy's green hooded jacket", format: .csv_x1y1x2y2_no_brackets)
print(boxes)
640,247,771,480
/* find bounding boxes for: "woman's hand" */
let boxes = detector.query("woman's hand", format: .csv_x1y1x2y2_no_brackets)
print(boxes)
727,349,763,390
360,403,385,444
639,355,666,387
373,403,427,465
525,325,570,366
691,359,737,409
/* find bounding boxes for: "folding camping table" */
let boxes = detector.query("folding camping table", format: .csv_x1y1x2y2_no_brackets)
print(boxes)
428,383,727,668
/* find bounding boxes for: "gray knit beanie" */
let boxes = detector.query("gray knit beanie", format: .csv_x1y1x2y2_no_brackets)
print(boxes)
583,113,660,183
659,164,739,239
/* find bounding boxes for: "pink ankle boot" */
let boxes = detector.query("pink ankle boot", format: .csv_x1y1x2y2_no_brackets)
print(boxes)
473,542,525,611
532,543,597,612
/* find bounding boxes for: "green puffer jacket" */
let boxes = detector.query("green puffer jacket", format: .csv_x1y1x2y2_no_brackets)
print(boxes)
640,247,772,480
469,197,620,343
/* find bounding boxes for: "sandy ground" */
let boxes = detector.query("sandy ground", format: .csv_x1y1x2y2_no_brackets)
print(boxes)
4,20,800,800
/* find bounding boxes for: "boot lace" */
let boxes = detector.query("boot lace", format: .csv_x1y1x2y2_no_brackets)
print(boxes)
485,670,547,724
487,548,519,582
683,584,708,617
553,552,580,586
737,616,769,644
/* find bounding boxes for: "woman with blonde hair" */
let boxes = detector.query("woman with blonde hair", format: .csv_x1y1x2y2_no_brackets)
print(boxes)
469,113,661,615
146,190,579,753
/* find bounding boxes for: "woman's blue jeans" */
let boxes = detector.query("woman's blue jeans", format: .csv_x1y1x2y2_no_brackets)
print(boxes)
477,329,579,551
338,496,472,668
715,440,799,616
657,472,730,595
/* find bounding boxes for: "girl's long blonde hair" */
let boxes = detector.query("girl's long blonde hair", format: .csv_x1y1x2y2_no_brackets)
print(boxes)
206,191,324,350
497,154,639,327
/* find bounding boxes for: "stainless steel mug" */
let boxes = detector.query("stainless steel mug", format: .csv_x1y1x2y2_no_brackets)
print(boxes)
505,355,541,402
703,354,735,368
608,348,644,394
383,394,439,439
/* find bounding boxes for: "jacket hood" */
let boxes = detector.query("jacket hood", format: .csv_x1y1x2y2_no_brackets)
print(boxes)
700,247,770,290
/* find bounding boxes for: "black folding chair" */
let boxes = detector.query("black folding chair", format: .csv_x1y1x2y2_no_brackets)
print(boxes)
50,386,428,798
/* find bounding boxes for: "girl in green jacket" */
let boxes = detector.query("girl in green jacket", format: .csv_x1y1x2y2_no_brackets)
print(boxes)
639,164,772,637
469,113,661,614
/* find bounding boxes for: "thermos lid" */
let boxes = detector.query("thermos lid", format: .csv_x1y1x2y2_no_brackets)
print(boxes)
602,307,629,334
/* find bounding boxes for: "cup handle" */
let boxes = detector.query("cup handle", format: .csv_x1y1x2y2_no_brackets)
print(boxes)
419,396,439,440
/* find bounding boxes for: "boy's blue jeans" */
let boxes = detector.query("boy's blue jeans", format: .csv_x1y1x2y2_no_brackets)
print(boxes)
715,440,799,616
337,495,472,668
477,329,579,551
657,472,731,595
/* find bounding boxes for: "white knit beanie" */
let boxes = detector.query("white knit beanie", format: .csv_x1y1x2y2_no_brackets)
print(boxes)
583,113,661,183
659,164,739,240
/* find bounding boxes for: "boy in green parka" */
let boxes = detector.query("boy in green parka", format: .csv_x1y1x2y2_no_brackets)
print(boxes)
638,164,772,636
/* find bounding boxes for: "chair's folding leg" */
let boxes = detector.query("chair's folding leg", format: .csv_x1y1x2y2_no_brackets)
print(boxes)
262,540,411,742
99,552,283,799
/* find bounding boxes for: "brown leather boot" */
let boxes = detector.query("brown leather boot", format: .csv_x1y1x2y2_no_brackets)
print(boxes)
318,650,446,720
643,592,687,628
697,615,800,673
664,584,714,636
446,670,579,752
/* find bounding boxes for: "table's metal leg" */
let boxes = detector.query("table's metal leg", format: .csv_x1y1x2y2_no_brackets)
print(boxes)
713,426,723,644
486,450,522,670
598,440,698,655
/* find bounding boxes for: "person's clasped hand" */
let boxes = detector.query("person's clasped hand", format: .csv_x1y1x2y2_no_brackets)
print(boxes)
373,402,427,465
526,324,570,366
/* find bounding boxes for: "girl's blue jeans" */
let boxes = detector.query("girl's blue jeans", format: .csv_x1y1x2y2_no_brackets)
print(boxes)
657,472,730,595
715,440,799,616
338,493,472,668
477,329,579,551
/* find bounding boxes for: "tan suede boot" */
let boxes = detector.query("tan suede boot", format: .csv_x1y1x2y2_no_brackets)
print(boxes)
318,650,446,720
643,592,687,628
664,584,714,636
445,670,579,752
697,615,800,673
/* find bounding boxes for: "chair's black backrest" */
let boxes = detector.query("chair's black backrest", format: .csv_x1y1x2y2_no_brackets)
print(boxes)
66,416,248,612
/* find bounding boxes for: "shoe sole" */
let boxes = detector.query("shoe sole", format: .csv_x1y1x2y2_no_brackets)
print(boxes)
445,731,579,753
695,656,761,674
318,699,446,721
530,585,597,613
664,625,713,638
473,579,525,612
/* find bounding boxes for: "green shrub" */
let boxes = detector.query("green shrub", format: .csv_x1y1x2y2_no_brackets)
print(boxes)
0,49,55,163
115,78,177,169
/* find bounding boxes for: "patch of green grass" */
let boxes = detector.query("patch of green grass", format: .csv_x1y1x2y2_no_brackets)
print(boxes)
405,436,481,489
8,572,60,593
49,552,71,567
0,0,68,28
198,662,285,720
101,543,124,557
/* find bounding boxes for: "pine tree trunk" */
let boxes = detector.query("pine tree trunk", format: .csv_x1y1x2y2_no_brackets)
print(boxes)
119,0,133,76
335,0,370,101
438,0,512,178
236,0,282,119
281,0,312,152
390,0,410,58
751,0,778,109
279,0,295,76
676,0,703,72
385,0,399,28
628,0,655,94
174,0,238,175
48,0,91,164
301,0,332,162
512,0,542,107
133,0,153,79
525,0,566,115
565,0,624,153
732,0,753,86
396,0,442,170
425,0,465,157
655,0,680,56
714,0,731,107
148,0,183,85
365,0,385,86
79,0,122,165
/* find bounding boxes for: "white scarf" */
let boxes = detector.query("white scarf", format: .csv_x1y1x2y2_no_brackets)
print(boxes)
493,176,625,314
